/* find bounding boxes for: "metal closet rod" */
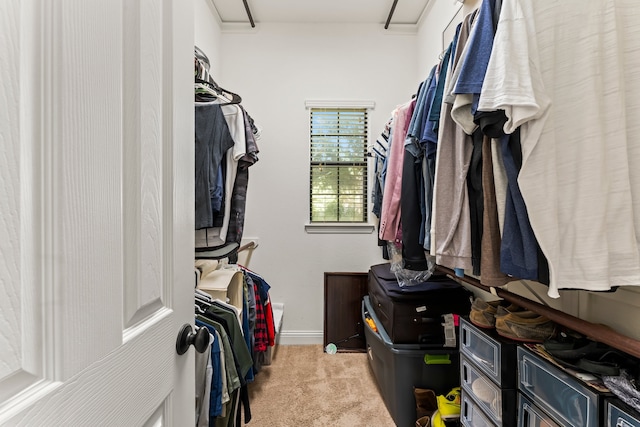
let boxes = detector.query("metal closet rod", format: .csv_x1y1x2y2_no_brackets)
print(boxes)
435,265,640,359
243,0,397,30
242,0,256,28
385,0,399,29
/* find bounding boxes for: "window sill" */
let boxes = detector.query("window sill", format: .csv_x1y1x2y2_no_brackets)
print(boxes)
304,223,375,234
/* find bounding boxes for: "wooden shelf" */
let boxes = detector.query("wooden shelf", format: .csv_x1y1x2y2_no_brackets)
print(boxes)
436,265,640,359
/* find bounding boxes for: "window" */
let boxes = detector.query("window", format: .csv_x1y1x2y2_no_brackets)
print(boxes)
309,107,368,223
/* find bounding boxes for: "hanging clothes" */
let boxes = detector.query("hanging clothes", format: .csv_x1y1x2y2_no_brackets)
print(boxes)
195,105,246,248
195,103,235,230
379,100,415,243
479,134,511,287
225,106,260,255
195,329,214,427
194,47,260,253
479,0,640,297
372,0,531,285
430,14,474,272
193,46,266,427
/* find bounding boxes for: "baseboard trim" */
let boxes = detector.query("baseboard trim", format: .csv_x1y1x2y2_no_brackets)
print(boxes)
278,330,324,345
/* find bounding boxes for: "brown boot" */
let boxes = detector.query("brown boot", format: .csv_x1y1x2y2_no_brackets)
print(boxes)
414,387,438,419
415,415,430,427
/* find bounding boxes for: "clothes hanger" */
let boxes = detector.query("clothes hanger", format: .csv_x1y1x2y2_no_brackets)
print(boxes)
195,297,212,315
240,265,265,280
195,292,212,303
195,303,206,315
212,298,239,313
194,81,234,104
195,289,213,310
195,241,240,260
194,46,243,105
196,288,213,301
194,78,242,105
194,45,210,68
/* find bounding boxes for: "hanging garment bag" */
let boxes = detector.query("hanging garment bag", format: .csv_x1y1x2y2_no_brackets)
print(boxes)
367,263,472,345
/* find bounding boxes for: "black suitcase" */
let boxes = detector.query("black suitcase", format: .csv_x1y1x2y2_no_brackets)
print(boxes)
368,263,472,345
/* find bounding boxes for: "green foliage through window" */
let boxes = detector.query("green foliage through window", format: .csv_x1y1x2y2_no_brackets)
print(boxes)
310,108,368,222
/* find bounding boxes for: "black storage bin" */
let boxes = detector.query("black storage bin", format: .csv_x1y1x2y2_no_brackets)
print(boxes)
363,296,460,427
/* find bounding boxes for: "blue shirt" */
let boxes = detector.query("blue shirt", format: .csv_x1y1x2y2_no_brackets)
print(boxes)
419,66,441,157
196,319,223,417
498,132,540,280
453,0,498,115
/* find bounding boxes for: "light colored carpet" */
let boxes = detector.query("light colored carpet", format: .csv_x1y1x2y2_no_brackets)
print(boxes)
247,345,397,427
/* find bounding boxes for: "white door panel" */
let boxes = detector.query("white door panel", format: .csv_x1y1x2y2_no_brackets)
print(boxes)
0,0,48,408
0,0,194,424
4,312,174,425
123,0,168,329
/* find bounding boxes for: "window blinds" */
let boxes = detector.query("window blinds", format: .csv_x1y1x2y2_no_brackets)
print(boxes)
309,108,368,222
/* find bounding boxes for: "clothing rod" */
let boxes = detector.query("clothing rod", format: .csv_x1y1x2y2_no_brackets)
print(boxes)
242,0,256,28
435,265,640,359
384,0,398,30
238,240,258,253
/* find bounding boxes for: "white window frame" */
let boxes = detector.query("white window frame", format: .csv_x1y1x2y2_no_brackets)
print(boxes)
304,100,376,234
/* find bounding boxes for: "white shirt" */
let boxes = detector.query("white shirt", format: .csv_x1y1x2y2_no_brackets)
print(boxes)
479,0,640,297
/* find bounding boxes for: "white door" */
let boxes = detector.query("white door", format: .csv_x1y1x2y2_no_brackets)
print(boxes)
0,0,196,425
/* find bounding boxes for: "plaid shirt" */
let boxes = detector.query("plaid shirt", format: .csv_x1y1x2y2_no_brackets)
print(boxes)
253,281,268,353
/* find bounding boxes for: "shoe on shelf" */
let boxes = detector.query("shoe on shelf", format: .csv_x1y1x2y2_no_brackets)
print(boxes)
436,387,461,420
469,298,524,329
469,298,501,329
494,303,526,319
495,310,556,343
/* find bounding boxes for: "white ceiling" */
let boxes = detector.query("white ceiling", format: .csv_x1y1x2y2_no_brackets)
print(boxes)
210,0,434,27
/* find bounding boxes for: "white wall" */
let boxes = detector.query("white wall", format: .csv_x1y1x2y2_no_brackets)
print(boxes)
194,0,222,77
213,23,418,342
416,0,482,77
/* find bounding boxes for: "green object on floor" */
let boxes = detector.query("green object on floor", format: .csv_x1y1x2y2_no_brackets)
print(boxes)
424,354,451,365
